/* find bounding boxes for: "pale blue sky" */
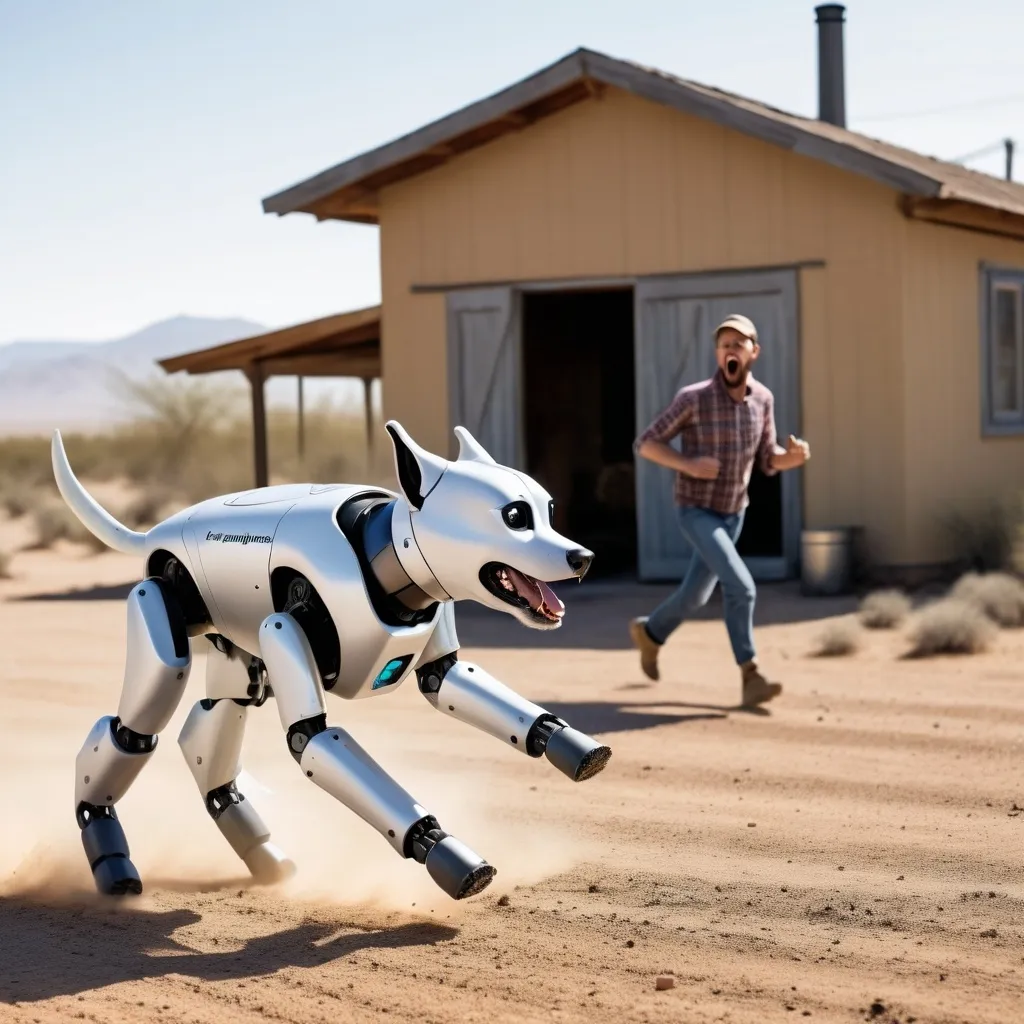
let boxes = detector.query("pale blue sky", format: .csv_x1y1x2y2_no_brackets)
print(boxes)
2,0,1023,343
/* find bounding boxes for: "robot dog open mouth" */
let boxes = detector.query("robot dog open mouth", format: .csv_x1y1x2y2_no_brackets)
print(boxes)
480,563,565,624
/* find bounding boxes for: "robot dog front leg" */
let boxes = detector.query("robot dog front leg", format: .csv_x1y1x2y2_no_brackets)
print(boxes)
257,611,496,901
176,635,295,885
416,656,612,783
74,579,192,895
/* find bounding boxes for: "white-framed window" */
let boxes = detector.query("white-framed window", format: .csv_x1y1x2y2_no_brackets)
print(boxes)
981,266,1024,434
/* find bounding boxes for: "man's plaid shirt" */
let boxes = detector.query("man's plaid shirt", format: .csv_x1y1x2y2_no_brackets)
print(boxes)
634,371,784,515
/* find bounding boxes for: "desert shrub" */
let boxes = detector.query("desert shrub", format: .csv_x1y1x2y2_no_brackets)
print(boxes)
0,374,392,510
71,520,110,554
905,597,996,658
940,501,1020,574
29,502,75,549
0,549,11,579
0,476,39,519
858,589,912,630
2,492,31,519
812,617,861,657
29,501,109,554
949,571,1024,627
122,488,178,529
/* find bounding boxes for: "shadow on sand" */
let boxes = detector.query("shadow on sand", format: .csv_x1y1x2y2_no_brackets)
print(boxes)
12,581,136,602
0,894,456,1004
535,695,769,735
12,578,859,650
453,579,858,649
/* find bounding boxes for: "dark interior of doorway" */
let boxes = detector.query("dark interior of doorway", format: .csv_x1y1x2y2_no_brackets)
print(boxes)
522,289,637,578
737,466,783,558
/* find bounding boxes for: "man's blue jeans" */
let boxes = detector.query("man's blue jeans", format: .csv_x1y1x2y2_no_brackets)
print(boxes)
645,505,757,666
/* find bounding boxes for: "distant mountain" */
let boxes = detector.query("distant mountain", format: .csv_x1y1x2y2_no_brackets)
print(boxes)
0,315,365,435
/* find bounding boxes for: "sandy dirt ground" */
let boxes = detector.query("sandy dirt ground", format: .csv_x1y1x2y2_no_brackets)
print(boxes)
1,523,1023,1024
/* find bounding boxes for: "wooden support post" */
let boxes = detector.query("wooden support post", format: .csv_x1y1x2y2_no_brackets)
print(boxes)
363,377,374,457
247,362,269,488
297,375,305,461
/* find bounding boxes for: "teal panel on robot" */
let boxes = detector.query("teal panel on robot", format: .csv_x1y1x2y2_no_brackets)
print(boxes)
372,658,407,690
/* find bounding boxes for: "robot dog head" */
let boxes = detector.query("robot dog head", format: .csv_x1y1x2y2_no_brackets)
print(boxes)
385,420,593,630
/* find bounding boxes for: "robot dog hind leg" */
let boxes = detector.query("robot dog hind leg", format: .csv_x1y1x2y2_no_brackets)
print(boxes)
177,636,295,885
74,578,191,895
258,611,496,901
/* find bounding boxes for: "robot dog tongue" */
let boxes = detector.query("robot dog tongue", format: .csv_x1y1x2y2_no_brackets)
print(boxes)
52,419,610,902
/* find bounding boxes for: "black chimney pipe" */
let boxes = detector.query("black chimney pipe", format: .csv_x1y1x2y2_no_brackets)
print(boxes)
815,4,846,128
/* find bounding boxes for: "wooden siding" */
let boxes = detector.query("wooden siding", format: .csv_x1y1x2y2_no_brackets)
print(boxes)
379,87,917,563
901,221,1024,563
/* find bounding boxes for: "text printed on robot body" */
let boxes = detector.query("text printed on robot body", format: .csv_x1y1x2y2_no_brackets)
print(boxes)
205,531,273,545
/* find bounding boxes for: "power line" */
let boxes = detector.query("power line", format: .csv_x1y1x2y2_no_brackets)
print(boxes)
853,91,1024,123
948,138,1016,182
951,139,1012,164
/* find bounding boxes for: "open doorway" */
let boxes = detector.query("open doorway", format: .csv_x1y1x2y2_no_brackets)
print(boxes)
522,289,637,578
737,466,783,560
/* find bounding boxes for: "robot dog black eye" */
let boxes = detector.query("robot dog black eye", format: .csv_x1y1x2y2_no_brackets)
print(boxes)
501,501,534,531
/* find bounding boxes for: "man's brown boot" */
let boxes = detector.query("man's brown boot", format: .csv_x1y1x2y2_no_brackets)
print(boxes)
629,617,661,681
740,661,782,706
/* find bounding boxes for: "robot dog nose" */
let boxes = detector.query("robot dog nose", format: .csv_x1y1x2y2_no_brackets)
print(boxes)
566,548,594,579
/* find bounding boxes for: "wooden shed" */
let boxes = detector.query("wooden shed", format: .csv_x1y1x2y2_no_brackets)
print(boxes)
159,306,381,487
259,28,1024,584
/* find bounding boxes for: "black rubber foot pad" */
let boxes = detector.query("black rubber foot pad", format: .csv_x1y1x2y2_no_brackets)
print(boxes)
93,855,143,896
575,744,612,782
455,863,496,900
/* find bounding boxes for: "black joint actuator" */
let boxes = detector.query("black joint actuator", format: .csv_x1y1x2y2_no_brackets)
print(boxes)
415,652,457,695
112,717,157,755
286,713,327,762
525,713,568,758
206,780,244,819
403,815,447,863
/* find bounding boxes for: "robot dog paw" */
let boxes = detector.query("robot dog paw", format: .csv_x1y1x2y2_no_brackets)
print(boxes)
544,726,612,783
243,841,297,886
92,855,143,896
425,835,497,901
81,816,143,896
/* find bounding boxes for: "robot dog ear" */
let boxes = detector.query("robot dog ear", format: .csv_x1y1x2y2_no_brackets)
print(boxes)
385,421,446,510
454,425,496,465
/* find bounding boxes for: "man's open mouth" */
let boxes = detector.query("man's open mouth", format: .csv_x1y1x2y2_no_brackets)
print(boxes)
726,356,740,376
480,563,565,624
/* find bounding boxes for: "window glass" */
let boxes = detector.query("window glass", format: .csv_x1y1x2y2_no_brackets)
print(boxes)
992,285,1021,417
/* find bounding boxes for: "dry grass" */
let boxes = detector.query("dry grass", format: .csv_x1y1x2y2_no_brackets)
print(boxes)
0,375,394,528
28,501,107,553
812,617,862,657
904,597,996,658
949,571,1024,628
0,477,38,519
28,503,74,549
858,589,912,630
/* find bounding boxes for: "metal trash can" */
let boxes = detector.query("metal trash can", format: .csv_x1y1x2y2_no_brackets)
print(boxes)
801,527,856,596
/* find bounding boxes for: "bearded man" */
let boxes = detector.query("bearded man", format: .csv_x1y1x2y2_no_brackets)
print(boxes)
629,314,810,707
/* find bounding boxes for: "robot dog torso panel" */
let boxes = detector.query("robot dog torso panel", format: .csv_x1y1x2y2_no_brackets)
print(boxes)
269,486,442,700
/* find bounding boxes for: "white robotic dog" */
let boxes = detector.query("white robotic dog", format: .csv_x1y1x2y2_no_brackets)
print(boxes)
52,420,610,902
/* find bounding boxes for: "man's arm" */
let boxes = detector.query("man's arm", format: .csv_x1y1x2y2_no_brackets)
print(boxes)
759,395,810,472
633,392,719,480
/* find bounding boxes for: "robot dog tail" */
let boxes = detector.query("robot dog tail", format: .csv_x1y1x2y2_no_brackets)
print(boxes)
51,430,148,556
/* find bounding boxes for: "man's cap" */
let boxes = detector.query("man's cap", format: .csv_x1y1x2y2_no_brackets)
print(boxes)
714,314,757,343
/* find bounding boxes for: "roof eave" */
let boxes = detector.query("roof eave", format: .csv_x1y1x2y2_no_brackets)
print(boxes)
261,46,952,224
260,48,594,220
